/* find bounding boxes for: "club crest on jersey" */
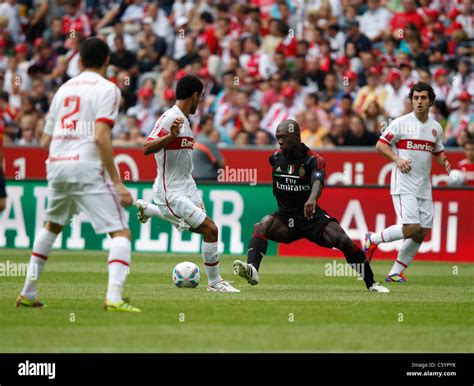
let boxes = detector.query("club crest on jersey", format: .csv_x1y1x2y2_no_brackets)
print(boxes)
299,164,305,177
432,129,437,138
287,165,294,174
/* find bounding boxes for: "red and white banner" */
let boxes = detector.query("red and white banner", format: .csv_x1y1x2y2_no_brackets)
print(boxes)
279,187,474,263
3,146,465,185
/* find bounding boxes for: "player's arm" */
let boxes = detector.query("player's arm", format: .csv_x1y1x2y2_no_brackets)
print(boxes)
95,121,133,207
375,138,412,173
434,152,451,175
40,132,52,150
143,117,183,155
304,161,326,220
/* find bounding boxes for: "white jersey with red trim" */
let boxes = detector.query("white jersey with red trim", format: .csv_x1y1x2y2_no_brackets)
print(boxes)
43,71,121,184
147,105,197,205
379,112,444,199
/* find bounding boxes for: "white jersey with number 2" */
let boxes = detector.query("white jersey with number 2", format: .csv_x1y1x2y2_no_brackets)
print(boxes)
43,70,121,184
378,112,444,199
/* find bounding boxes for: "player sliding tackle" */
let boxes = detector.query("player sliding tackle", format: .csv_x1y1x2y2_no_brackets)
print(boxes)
364,82,451,283
233,119,389,293
135,75,239,292
16,38,140,312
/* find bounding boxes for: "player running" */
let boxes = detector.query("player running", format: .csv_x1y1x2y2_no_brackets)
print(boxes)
233,119,389,293
135,74,239,293
364,82,451,283
16,38,140,312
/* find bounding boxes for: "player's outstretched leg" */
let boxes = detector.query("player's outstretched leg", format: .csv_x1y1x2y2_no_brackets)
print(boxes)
16,223,62,308
104,229,141,312
135,199,164,224
193,217,240,293
364,224,404,262
320,222,389,293
233,214,292,285
386,226,427,283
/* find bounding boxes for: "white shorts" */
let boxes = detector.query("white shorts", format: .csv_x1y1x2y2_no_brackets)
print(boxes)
392,194,433,228
44,181,128,234
152,193,206,232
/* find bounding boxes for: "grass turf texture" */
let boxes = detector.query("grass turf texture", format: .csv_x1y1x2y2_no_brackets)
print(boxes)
0,249,473,353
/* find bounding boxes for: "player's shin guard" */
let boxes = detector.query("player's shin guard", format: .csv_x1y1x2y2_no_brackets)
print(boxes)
106,236,132,303
247,234,268,271
202,241,221,286
388,238,421,276
344,244,375,289
21,228,58,300
371,224,404,245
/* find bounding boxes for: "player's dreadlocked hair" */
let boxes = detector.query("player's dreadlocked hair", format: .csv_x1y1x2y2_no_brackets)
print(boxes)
176,75,204,100
408,82,436,104
80,37,110,69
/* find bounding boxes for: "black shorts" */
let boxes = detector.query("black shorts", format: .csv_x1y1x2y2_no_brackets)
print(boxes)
270,207,338,244
0,168,6,198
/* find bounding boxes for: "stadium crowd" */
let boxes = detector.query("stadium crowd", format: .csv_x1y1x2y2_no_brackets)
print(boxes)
0,0,472,149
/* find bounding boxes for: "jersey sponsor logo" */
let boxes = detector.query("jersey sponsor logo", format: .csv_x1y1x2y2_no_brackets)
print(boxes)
396,139,435,153
287,165,294,174
275,181,311,191
165,136,195,150
276,166,282,172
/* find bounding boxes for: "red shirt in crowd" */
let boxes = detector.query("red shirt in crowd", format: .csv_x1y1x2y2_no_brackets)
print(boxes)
458,159,474,186
390,11,425,31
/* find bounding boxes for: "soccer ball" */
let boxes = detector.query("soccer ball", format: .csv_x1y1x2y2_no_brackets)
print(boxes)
447,169,465,186
172,262,201,288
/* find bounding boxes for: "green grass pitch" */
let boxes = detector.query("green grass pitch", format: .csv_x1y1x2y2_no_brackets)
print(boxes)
0,248,473,353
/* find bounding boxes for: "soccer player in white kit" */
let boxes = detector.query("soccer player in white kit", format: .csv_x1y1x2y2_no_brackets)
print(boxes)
364,82,451,282
135,75,239,292
16,38,141,312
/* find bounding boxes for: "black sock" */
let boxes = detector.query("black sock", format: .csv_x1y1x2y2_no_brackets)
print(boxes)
247,234,268,271
344,245,375,289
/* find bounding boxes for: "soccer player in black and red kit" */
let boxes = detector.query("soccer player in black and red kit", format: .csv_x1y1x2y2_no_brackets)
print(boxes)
233,119,389,292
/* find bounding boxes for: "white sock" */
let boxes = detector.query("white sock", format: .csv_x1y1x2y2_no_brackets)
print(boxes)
106,236,131,302
388,239,421,275
372,224,404,245
21,228,58,300
144,202,162,217
202,241,221,286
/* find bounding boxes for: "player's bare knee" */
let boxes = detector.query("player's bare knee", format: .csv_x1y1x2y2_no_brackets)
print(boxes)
45,222,63,234
253,222,267,237
0,198,5,212
110,228,131,240
403,224,420,238
203,220,218,241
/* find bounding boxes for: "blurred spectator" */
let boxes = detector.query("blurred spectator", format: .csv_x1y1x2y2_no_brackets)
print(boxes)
353,66,387,114
127,86,157,135
384,70,410,118
344,115,378,146
444,92,474,146
61,0,92,38
329,116,350,146
344,20,372,56
359,0,392,43
458,136,474,186
0,0,21,41
193,115,225,181
390,0,425,32
300,111,329,149
110,34,138,77
261,85,297,136
18,115,38,146
254,129,273,146
363,101,387,135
